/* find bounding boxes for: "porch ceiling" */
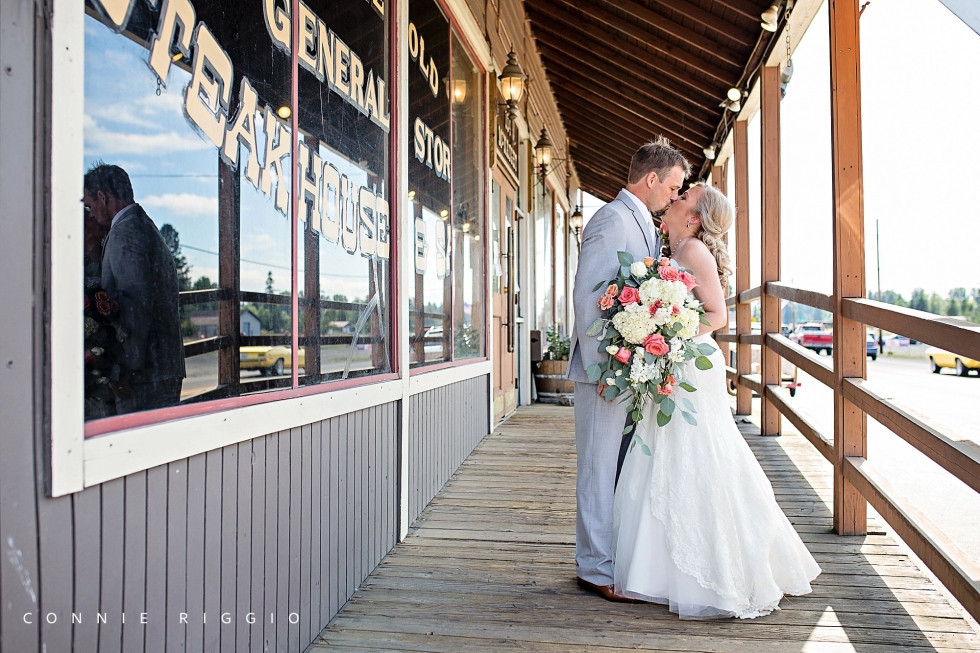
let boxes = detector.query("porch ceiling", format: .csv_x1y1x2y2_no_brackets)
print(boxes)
524,0,778,201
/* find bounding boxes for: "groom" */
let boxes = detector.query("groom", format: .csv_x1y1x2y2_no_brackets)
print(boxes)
568,138,690,601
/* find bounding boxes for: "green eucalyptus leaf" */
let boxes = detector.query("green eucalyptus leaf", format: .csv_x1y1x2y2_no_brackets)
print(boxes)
620,266,631,279
586,318,605,337
618,251,634,267
682,411,698,426
604,386,620,401
640,443,652,456
681,397,696,413
622,425,633,435
592,280,609,292
695,355,713,370
606,327,620,340
679,381,697,393
586,364,603,383
657,410,671,427
624,278,639,287
661,397,675,415
615,375,629,390
700,314,712,326
644,352,654,365
697,342,717,355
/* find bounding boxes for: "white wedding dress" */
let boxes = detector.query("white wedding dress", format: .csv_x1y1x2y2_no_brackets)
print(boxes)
613,335,821,619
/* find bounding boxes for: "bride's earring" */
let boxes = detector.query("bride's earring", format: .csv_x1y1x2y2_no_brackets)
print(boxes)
686,219,692,228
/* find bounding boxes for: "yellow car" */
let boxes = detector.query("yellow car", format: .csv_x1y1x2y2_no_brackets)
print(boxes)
926,346,980,376
239,345,305,376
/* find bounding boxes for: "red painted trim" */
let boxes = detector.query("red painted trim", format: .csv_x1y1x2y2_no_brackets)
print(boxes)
388,0,400,375
290,0,301,389
83,372,402,439
409,357,488,376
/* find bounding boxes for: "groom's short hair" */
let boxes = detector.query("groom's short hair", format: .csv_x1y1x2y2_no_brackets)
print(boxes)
627,137,691,185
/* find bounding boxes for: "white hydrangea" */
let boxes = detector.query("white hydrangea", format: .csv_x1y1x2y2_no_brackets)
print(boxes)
628,356,658,384
611,303,655,344
630,261,648,277
668,337,687,363
639,278,688,308
675,308,701,339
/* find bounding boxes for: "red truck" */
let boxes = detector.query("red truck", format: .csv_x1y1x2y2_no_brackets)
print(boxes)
790,323,833,355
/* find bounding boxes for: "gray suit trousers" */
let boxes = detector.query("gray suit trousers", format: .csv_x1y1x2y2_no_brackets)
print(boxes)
575,381,628,585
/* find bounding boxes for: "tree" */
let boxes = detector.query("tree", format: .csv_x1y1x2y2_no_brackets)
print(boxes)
909,288,928,312
949,287,967,301
159,223,192,291
265,271,275,295
880,290,907,306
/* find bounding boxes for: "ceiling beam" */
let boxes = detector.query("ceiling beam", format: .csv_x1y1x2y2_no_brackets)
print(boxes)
648,0,756,47
542,63,712,150
525,10,722,116
596,0,747,67
711,0,766,22
530,0,740,86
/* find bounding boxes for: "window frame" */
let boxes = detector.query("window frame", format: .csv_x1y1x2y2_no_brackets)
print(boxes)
49,0,406,494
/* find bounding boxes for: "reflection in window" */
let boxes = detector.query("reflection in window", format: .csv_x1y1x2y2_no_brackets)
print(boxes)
451,33,485,360
82,0,393,429
554,203,566,332
535,186,553,330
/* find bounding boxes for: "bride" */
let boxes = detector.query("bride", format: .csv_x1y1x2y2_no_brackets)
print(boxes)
612,183,821,619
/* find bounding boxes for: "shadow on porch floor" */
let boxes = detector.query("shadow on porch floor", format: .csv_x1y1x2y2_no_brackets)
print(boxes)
310,404,980,652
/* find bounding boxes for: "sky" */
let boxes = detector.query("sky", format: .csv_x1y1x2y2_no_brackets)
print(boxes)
581,0,980,300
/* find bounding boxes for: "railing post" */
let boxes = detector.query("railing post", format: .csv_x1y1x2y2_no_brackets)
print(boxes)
830,0,868,535
711,161,729,370
760,64,782,436
733,120,752,416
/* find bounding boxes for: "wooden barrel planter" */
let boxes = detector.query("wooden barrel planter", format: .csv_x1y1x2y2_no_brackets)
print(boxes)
534,360,575,405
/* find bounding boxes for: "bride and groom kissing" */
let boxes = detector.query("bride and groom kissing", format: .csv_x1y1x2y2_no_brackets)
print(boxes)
567,137,821,619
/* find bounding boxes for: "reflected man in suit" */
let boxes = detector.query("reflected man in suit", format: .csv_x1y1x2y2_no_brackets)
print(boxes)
84,162,186,414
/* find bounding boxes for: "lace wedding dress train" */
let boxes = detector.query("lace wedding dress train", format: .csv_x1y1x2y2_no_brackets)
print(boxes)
613,336,821,619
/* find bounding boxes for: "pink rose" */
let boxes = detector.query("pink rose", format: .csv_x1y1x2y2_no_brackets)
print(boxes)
659,257,671,267
84,349,95,365
679,271,699,291
657,384,674,396
671,305,681,316
643,256,655,267
605,284,619,298
658,266,680,282
648,299,664,316
619,286,640,305
597,294,615,311
614,348,632,364
666,375,677,386
643,334,670,356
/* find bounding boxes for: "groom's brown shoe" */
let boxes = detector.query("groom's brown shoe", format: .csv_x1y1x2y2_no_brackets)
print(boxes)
576,577,638,603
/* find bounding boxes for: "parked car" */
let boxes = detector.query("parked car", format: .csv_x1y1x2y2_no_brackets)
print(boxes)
925,346,980,376
790,323,833,355
240,345,305,376
866,332,879,361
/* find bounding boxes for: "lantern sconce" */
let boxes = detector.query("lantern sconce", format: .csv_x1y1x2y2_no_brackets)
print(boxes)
498,50,526,122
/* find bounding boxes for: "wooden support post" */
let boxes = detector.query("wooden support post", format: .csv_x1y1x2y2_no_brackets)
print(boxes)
218,161,240,396
760,64,782,436
304,225,321,382
711,162,730,368
830,0,868,535
733,121,752,416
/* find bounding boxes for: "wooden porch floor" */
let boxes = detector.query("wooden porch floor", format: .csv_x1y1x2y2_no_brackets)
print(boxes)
311,404,980,652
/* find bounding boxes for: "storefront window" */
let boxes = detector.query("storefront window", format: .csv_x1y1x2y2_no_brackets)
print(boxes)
451,33,485,360
534,186,553,329
554,202,566,332
408,0,485,368
82,0,392,428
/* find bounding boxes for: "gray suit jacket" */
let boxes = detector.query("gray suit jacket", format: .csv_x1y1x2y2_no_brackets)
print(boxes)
567,191,659,383
101,204,186,385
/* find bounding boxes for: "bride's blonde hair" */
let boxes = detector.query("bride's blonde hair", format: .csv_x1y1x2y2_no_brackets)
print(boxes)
690,183,734,286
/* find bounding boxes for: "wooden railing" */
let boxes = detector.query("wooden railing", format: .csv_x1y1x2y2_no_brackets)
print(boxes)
724,284,980,622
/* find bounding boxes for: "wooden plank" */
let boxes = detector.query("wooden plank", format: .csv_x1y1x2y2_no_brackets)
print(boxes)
310,422,321,638
739,373,763,395
145,466,169,653
829,0,868,536
765,385,835,462
203,451,223,653
319,420,331,624
264,433,280,652
100,478,126,650
760,64,782,436
299,424,312,647
279,427,305,653
766,282,835,313
766,332,835,388
121,472,147,653
220,445,239,653
37,493,73,652
184,453,207,653
347,413,357,599
738,285,761,304
330,416,341,618
843,457,980,623
733,119,752,415
842,298,980,362
651,0,756,46
843,378,980,494
249,437,266,653
165,459,188,653
73,487,101,652
235,441,252,653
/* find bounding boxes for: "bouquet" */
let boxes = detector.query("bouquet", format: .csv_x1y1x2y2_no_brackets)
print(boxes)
584,251,716,453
